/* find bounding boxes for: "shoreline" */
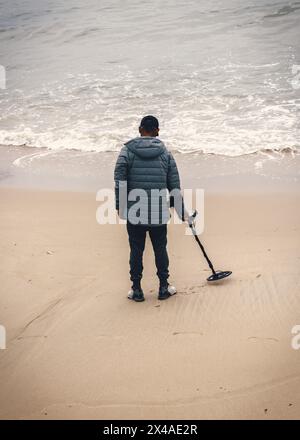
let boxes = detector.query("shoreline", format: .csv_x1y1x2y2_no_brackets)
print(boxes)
1,144,299,194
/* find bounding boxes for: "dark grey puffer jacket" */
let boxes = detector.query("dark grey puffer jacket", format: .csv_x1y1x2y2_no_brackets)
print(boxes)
114,136,182,225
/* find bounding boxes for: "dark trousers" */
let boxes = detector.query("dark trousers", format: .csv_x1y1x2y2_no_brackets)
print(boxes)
127,222,169,287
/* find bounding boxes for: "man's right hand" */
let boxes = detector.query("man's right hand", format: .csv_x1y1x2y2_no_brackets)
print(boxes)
186,210,197,228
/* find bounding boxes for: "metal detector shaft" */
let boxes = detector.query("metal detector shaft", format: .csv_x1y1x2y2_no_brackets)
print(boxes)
187,210,232,282
189,224,216,275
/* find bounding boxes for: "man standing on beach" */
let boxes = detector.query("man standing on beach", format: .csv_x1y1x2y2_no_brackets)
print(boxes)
114,115,188,302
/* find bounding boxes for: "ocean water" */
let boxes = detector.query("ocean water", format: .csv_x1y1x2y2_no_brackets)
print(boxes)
0,0,299,156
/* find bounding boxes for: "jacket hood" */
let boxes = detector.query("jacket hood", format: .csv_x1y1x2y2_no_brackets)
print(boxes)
125,137,166,159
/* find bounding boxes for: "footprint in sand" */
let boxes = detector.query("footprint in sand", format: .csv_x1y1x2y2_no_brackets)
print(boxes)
178,285,205,295
219,386,229,392
248,336,279,343
17,335,47,340
172,331,203,337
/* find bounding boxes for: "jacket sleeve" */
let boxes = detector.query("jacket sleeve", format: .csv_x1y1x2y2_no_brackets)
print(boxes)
114,146,128,210
167,152,185,220
167,152,181,191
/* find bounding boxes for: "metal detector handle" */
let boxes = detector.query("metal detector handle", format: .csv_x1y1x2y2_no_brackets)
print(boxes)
188,209,198,232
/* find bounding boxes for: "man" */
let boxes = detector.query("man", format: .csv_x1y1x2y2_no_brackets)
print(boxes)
114,115,188,302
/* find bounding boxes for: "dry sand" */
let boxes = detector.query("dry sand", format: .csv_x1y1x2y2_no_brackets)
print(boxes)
0,186,300,419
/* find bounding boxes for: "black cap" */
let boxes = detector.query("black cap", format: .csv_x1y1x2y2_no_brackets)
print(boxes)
139,115,159,132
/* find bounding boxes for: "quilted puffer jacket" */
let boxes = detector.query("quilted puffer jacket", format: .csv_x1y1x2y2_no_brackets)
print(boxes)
114,136,182,225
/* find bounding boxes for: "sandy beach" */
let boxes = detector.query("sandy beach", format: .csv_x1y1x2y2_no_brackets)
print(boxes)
0,160,299,419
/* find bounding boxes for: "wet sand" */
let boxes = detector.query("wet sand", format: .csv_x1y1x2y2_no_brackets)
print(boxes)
0,160,300,418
